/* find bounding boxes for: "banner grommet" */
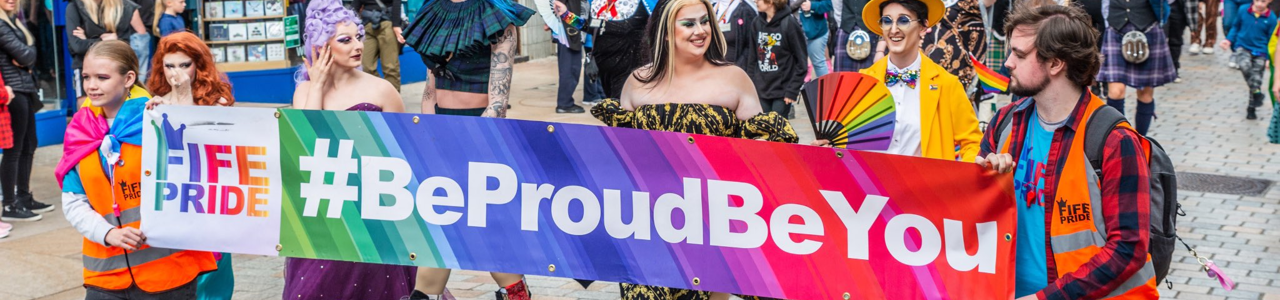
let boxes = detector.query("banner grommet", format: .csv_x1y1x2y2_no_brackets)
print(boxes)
548,264,556,272
145,170,151,176
274,111,281,118
836,151,844,158
547,125,555,133
687,137,695,144
275,244,282,251
692,277,701,285
843,292,851,299
410,253,417,260
413,116,420,124
1004,233,1012,241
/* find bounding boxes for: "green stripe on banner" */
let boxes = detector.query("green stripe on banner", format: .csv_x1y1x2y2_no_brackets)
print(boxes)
279,109,319,259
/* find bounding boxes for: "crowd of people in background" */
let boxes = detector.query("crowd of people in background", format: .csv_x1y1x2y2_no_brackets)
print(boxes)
0,0,1266,297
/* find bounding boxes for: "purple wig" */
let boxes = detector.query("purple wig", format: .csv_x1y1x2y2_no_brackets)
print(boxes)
294,0,365,83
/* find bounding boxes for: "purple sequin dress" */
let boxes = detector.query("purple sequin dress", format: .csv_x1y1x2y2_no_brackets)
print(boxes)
282,102,417,300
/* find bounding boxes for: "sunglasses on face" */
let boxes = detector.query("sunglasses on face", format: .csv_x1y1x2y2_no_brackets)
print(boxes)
879,16,919,30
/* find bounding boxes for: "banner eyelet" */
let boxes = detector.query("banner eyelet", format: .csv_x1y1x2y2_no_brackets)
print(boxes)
275,244,283,251
548,264,556,272
547,125,555,133
409,253,417,260
1004,233,1012,242
413,116,420,124
692,277,700,285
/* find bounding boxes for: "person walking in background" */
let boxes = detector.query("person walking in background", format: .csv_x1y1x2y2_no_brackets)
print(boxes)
152,0,187,36
1167,0,1190,82
0,0,49,223
66,0,147,97
751,0,808,118
1189,0,1219,55
551,0,587,114
589,0,651,98
833,0,881,72
714,0,758,71
1098,0,1174,135
798,0,832,77
355,0,405,92
1220,0,1276,120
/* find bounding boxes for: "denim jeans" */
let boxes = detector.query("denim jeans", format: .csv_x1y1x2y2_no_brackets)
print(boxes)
806,32,830,77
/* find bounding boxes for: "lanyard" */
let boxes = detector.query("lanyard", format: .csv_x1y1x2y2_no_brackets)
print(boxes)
596,0,619,18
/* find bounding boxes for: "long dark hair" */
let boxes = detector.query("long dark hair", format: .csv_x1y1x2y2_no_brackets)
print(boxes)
634,0,732,85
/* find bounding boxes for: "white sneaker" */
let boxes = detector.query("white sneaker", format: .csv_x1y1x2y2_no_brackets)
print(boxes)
0,227,8,239
1229,61,1239,69
1202,47,1215,54
0,221,10,231
1189,44,1202,55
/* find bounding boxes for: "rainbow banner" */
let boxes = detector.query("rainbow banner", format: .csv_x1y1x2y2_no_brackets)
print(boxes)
143,106,1016,299
970,54,1009,94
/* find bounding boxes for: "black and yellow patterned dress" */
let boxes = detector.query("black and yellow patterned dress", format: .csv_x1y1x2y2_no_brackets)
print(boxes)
591,98,794,300
591,99,798,143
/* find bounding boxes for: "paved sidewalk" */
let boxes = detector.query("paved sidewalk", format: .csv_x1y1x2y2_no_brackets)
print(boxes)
0,49,1275,299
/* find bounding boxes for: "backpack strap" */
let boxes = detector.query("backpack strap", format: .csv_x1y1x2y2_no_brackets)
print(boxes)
1084,105,1128,173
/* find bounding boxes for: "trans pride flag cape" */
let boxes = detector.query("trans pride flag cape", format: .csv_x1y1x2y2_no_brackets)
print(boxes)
54,86,151,187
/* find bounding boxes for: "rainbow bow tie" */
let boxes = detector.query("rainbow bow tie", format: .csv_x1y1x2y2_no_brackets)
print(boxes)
885,69,920,89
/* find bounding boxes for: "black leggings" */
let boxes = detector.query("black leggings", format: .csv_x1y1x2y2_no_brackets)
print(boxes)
2,92,37,204
760,98,792,118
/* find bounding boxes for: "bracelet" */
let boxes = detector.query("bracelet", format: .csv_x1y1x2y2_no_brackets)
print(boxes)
559,10,584,30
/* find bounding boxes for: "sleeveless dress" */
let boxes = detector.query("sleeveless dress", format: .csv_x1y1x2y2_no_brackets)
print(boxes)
281,103,418,300
591,98,794,300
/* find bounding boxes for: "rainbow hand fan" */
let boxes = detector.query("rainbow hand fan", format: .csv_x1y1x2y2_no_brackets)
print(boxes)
801,72,896,150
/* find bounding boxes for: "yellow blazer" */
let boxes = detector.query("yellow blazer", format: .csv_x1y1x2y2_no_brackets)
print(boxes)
860,53,982,162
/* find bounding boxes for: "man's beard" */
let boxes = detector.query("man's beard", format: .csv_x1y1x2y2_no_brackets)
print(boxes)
1008,75,1048,97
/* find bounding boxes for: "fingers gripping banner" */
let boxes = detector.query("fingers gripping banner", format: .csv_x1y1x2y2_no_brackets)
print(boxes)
142,106,1016,299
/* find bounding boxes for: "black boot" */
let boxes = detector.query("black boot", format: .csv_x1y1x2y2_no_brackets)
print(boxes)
1108,98,1126,116
1249,93,1263,120
20,192,53,214
1248,107,1258,120
1135,101,1156,135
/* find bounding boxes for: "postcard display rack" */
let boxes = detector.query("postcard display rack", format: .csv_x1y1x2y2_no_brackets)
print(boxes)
200,0,290,72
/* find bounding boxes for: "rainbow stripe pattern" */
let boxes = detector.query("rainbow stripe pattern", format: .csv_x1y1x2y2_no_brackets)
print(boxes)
275,109,1016,299
969,54,1009,94
802,72,897,150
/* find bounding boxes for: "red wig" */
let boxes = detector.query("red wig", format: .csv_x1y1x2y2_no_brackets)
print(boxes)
147,32,236,106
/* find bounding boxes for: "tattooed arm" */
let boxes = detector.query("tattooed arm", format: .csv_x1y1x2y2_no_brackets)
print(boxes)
422,71,438,114
483,25,517,118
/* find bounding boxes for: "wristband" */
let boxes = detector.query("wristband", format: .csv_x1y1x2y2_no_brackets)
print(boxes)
560,10,585,30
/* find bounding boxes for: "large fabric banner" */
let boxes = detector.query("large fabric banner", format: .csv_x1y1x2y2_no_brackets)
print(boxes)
141,106,1016,299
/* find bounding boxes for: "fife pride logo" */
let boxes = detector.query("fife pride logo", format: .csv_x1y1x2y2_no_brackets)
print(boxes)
150,114,272,217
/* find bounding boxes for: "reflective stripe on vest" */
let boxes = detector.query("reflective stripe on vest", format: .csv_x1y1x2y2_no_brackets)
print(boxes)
997,95,1158,299
76,144,217,292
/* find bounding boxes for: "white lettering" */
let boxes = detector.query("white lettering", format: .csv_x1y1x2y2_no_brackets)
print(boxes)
708,180,767,249
770,204,824,255
551,186,602,235
823,191,888,260
885,214,942,266
520,183,555,231
944,220,998,274
360,156,414,221
654,178,703,244
603,189,651,240
467,162,517,227
415,176,464,225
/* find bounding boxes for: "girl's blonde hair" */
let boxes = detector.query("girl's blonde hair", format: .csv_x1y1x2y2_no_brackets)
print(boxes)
87,40,146,91
82,0,125,32
0,0,32,45
151,0,180,36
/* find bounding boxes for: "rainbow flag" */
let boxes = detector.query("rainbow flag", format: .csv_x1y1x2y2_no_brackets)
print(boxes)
970,54,1009,94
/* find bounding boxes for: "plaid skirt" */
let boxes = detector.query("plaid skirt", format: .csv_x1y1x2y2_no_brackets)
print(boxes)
1097,24,1178,88
832,28,878,73
0,105,12,149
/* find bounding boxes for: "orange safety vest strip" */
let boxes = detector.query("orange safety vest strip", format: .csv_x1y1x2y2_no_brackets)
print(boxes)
77,144,217,292
999,95,1158,299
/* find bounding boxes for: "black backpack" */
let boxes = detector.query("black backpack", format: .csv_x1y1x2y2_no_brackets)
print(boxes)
993,104,1180,283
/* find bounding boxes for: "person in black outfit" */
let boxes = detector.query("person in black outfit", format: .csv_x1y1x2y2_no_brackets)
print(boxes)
0,0,50,222
714,0,757,72
1166,0,1189,81
552,0,588,113
354,0,405,91
590,0,649,98
65,0,146,97
750,0,808,118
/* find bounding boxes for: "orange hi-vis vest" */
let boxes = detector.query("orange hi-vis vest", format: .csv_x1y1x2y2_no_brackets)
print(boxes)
998,95,1158,299
77,143,216,292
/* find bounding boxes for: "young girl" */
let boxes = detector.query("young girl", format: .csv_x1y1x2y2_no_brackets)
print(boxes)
750,0,808,118
56,40,217,298
153,0,187,37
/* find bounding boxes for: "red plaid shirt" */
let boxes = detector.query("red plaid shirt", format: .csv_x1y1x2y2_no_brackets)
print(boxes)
980,92,1153,300
0,74,12,149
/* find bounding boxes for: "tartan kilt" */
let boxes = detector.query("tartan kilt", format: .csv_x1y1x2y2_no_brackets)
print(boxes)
984,37,1008,74
0,105,12,149
832,28,878,72
1097,24,1179,88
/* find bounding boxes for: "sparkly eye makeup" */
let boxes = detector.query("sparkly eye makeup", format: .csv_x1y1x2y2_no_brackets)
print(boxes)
336,36,353,44
678,20,695,27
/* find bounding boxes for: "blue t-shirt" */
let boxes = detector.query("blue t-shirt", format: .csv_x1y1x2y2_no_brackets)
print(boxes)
1014,110,1055,297
159,14,186,36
